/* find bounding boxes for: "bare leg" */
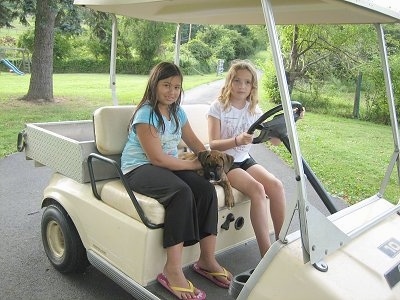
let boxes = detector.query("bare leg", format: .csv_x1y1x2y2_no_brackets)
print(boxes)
228,165,285,257
248,165,286,240
196,234,232,285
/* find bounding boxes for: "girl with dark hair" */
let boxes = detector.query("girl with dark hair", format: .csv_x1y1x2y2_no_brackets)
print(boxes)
121,62,231,299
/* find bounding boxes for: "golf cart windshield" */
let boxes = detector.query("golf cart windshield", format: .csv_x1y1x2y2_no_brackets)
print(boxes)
73,0,400,266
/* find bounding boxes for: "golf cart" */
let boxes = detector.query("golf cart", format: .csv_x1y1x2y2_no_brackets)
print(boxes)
17,0,400,299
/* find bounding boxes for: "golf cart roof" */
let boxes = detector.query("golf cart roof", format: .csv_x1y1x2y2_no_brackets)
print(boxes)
74,0,400,25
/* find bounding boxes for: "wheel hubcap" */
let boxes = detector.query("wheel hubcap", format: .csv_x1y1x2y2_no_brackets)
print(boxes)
46,220,65,258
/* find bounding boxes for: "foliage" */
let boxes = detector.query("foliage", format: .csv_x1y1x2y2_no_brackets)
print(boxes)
177,39,215,74
179,24,205,43
261,23,400,124
186,39,212,62
53,57,157,74
360,54,400,124
18,28,74,60
261,54,281,103
0,1,15,27
195,25,258,65
264,24,377,94
16,29,34,50
0,0,35,28
129,19,175,71
82,11,112,60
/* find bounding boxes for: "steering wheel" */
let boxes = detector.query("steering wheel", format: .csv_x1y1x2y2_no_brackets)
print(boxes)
247,101,304,144
246,101,341,214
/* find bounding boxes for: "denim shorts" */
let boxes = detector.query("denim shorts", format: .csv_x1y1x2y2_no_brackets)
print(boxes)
229,157,257,172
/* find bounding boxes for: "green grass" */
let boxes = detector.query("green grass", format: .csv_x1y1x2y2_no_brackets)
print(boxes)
265,112,399,205
0,72,399,205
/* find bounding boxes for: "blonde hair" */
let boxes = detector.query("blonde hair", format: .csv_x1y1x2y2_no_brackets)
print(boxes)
218,60,259,114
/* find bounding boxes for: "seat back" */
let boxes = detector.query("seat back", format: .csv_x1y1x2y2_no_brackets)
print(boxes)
93,104,210,155
93,105,135,155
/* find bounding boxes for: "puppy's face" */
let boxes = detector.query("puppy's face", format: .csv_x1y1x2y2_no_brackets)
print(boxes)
197,150,234,182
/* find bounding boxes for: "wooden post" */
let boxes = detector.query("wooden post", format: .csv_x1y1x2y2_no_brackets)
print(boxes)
353,72,362,119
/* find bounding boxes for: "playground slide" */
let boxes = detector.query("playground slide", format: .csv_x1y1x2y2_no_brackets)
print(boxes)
1,58,24,75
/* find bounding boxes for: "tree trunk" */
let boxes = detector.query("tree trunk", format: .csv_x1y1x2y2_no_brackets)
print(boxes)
23,0,57,101
287,25,300,95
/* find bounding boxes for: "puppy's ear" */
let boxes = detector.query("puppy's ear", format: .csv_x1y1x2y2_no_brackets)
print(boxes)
223,153,234,173
197,150,210,165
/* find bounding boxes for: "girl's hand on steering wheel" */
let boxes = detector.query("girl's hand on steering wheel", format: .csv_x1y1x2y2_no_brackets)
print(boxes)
269,137,282,146
294,106,305,119
236,132,253,145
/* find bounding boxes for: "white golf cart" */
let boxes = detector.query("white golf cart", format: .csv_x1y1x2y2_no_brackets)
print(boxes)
18,0,400,299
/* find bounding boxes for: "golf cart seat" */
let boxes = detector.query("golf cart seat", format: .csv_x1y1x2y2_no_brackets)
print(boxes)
92,104,260,224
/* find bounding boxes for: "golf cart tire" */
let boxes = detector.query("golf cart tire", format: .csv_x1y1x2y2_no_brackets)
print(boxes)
41,203,89,273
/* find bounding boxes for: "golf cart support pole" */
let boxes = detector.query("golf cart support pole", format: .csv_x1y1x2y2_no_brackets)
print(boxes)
375,24,400,194
110,14,118,106
174,23,182,66
261,0,311,261
260,0,351,267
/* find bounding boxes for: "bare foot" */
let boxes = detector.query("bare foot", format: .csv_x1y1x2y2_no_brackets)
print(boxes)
194,260,232,287
163,267,202,299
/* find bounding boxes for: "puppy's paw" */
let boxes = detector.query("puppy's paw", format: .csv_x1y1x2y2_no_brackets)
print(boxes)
225,194,235,209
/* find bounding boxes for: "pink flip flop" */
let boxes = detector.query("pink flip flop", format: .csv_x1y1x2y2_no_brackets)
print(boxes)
157,273,206,300
192,262,231,289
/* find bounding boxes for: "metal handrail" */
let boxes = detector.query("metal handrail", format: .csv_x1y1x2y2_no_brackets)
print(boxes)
87,153,163,229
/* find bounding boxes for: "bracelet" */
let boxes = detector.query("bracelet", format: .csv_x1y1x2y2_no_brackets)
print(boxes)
234,135,239,146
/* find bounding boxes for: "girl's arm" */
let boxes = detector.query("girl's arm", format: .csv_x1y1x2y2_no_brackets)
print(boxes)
136,123,201,171
208,116,252,150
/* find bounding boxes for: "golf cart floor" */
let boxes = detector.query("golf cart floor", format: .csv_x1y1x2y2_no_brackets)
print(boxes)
146,239,261,300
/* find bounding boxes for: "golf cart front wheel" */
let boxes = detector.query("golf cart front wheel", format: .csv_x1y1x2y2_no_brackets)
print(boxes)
41,203,89,273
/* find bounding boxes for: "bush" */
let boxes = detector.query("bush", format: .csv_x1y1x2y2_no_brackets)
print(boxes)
360,54,400,124
53,58,151,74
186,39,212,61
261,58,280,103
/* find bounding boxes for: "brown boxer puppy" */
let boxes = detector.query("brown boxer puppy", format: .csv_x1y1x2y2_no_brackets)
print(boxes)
180,150,235,208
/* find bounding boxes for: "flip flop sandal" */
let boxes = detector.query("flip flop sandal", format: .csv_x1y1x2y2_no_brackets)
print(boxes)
157,273,206,300
192,262,231,289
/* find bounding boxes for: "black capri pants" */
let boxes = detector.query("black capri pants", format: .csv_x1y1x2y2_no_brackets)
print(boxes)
125,164,218,248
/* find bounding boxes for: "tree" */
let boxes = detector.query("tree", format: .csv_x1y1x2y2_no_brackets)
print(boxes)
195,25,257,62
2,0,82,102
129,19,175,70
274,24,376,95
23,0,83,101
22,0,57,101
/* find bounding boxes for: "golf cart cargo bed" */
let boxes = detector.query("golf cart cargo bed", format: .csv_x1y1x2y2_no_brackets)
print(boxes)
24,120,119,183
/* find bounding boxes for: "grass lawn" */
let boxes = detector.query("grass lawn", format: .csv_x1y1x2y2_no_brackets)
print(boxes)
266,111,399,205
0,72,399,205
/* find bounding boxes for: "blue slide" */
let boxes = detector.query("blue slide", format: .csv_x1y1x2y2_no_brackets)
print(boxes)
1,58,24,75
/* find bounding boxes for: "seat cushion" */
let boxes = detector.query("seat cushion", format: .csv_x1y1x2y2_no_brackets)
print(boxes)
100,179,249,224
101,180,165,224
